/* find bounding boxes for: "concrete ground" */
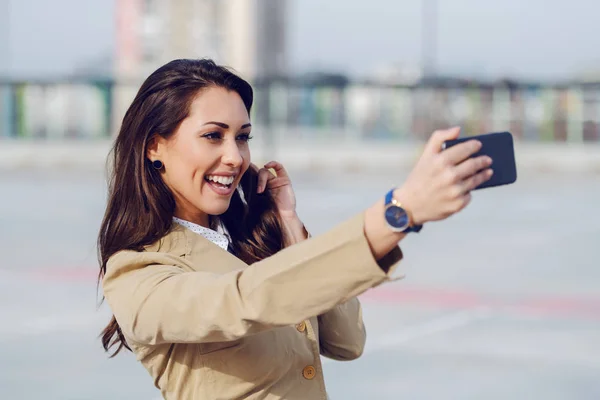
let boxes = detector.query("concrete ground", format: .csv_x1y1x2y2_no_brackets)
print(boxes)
0,167,599,399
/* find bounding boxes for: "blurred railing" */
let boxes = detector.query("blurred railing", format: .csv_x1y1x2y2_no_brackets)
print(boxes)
2,79,600,142
0,80,114,140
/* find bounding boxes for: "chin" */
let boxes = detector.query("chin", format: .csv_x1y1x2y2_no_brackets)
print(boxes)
202,199,232,216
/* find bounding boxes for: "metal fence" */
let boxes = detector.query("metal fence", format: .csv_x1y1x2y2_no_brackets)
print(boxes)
1,80,600,142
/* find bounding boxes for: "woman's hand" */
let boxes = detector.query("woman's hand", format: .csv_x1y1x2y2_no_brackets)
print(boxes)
255,161,307,245
256,161,297,218
364,126,494,262
394,126,493,225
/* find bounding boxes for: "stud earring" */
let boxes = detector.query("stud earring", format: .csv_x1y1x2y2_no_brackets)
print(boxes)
152,160,164,170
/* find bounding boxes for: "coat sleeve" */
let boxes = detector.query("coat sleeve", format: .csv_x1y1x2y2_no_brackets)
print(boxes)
316,244,404,360
102,212,403,346
317,297,367,361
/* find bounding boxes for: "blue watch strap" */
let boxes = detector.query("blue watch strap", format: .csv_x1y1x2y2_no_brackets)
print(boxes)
385,188,394,205
408,223,423,233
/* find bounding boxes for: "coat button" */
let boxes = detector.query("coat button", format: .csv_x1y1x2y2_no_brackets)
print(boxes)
302,366,316,380
296,321,306,332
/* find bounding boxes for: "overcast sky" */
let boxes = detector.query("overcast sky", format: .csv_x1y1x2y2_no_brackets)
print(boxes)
5,0,600,80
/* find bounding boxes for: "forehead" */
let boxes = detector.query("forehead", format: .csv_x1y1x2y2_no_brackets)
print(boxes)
187,86,250,124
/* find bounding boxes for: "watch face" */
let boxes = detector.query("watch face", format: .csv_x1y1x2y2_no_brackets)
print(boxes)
385,205,409,230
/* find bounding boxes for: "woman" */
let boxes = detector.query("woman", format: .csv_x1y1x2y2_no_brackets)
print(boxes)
98,59,492,399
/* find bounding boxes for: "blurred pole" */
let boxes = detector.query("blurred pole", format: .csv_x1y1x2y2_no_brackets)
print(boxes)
0,0,8,137
0,0,10,81
421,0,437,136
421,0,438,79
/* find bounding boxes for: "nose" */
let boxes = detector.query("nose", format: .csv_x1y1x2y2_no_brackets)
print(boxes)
222,139,243,168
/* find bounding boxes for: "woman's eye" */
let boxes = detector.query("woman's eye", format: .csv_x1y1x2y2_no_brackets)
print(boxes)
237,133,253,142
202,132,222,140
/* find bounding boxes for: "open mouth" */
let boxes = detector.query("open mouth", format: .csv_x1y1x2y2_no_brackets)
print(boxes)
204,174,236,194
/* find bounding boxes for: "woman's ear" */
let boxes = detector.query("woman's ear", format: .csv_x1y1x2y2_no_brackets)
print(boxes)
146,134,163,162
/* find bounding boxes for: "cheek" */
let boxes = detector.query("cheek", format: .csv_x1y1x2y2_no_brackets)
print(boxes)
174,141,212,174
162,163,189,195
164,151,206,191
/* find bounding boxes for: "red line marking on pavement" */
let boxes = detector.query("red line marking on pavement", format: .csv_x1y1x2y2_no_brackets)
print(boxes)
360,286,600,321
29,267,98,282
515,297,600,320
361,287,484,309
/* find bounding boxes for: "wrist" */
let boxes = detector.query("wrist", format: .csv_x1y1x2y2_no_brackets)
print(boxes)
364,199,407,261
278,212,308,245
279,210,300,222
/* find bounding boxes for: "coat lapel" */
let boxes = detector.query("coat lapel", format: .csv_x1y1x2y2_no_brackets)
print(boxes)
176,223,249,274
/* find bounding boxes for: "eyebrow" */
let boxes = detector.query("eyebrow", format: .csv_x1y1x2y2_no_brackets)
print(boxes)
203,121,252,129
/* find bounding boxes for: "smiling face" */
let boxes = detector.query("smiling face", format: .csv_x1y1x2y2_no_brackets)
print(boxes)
147,86,253,227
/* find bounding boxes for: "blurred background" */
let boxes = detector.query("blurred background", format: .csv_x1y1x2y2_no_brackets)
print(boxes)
1,0,599,399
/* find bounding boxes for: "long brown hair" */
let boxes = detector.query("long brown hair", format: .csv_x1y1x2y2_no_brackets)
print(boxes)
97,59,286,357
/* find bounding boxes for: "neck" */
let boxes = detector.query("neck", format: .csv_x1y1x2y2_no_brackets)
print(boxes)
174,209,210,228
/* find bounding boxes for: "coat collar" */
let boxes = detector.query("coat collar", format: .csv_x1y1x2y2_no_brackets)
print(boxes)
144,221,247,273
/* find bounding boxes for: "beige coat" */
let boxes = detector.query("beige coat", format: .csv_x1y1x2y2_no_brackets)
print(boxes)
102,212,403,399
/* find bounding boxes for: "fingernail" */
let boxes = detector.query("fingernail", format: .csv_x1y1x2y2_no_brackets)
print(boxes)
487,169,494,176
486,156,493,165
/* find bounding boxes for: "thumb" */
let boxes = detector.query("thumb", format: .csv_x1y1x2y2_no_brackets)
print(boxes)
423,127,461,155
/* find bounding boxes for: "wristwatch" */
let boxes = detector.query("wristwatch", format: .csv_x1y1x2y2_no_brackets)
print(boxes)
383,189,423,233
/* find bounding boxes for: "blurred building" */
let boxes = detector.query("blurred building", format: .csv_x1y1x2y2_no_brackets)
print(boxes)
114,0,288,82
112,0,288,134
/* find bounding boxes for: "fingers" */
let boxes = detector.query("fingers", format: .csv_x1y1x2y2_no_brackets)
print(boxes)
451,192,473,214
462,168,493,192
447,166,493,201
256,161,289,193
264,160,289,179
256,168,273,193
438,161,492,220
423,127,461,155
453,155,492,180
442,139,482,165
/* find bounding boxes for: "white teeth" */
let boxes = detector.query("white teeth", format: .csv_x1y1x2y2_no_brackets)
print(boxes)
206,175,234,185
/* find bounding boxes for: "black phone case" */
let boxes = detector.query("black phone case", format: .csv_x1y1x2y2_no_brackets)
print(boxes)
443,131,517,190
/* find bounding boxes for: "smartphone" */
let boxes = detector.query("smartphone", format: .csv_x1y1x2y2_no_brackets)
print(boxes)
442,131,517,190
